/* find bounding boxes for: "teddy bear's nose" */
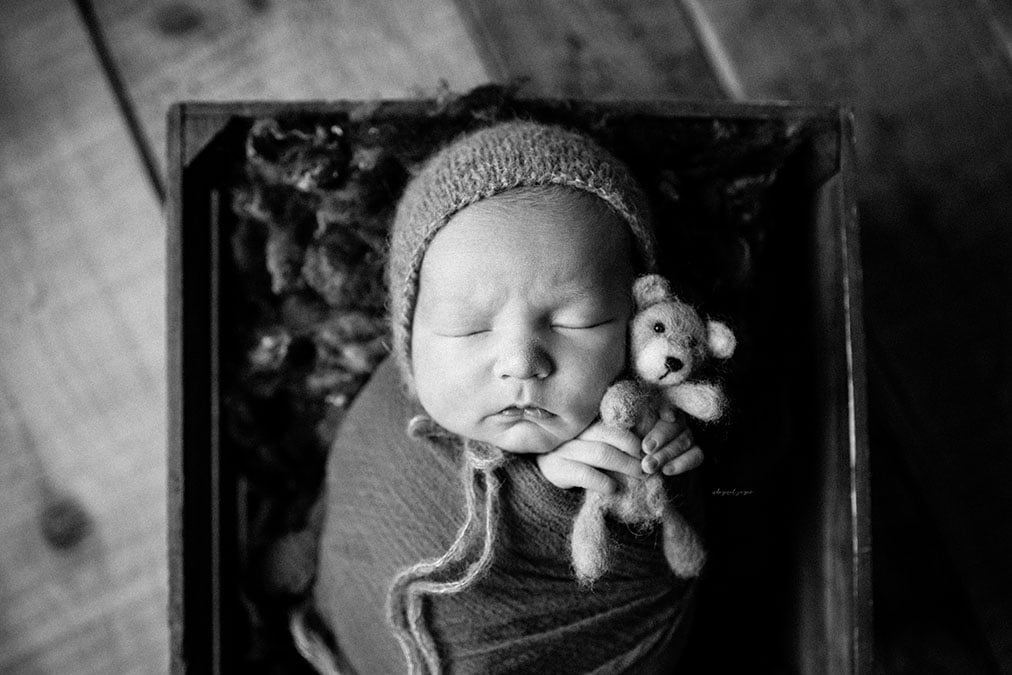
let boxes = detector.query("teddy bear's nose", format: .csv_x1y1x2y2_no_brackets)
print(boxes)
665,357,685,373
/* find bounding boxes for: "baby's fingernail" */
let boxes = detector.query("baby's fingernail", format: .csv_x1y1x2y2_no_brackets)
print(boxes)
643,458,657,473
660,408,676,422
643,438,657,453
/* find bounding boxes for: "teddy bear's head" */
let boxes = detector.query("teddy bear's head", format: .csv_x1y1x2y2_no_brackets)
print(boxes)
628,275,735,387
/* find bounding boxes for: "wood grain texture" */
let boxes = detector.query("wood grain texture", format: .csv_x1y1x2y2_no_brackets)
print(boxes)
0,0,168,672
92,0,491,176
695,0,1012,668
453,0,723,98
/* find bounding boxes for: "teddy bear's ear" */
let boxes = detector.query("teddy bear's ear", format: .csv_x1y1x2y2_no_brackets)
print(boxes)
632,274,671,308
706,320,736,359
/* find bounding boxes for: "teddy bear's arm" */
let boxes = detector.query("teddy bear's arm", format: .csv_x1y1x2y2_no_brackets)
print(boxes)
600,379,654,429
668,382,727,422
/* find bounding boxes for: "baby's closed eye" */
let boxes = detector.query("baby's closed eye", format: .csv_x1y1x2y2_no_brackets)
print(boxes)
435,327,491,338
426,309,493,338
550,300,618,329
551,318,616,330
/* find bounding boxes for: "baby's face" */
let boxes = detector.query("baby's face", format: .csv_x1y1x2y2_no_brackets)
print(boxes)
411,188,635,454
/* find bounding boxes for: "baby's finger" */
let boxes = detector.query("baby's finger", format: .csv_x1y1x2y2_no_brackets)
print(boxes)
642,414,691,455
568,461,619,494
633,408,658,439
540,454,618,494
554,440,643,477
578,423,642,458
662,446,704,476
642,431,695,474
642,418,677,455
658,406,680,424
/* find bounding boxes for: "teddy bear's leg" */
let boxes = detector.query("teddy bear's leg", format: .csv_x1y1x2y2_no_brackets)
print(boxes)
571,492,610,585
644,475,668,515
660,507,706,578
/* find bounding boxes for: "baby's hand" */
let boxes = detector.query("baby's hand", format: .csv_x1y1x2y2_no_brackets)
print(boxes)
536,422,645,495
640,407,703,476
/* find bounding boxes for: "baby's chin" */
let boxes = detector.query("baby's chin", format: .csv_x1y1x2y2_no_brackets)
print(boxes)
430,410,593,454
475,421,579,455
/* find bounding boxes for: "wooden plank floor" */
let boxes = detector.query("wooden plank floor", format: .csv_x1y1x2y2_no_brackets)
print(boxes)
93,0,489,174
0,1,486,673
1,0,1010,672
454,0,723,98
0,1,167,673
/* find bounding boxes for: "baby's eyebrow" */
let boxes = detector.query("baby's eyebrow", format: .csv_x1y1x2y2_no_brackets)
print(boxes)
429,290,489,309
429,280,510,307
421,280,614,315
550,283,616,307
560,284,604,300
421,292,495,322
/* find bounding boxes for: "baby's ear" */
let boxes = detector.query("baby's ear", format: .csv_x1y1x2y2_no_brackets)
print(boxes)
632,274,671,308
706,320,736,359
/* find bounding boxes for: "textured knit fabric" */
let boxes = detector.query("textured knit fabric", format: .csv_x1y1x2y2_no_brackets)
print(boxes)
386,121,657,392
313,357,701,674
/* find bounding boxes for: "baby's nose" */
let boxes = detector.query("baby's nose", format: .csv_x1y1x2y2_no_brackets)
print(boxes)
494,338,553,381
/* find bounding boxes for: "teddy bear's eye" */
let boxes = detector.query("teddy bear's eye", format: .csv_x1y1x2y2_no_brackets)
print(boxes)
652,322,666,334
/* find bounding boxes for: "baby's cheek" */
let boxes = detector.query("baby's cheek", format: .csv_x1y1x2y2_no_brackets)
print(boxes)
414,335,466,385
570,336,626,417
561,371,613,428
589,333,628,384
413,350,460,409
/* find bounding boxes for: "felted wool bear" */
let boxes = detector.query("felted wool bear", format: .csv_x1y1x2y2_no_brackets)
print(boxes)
570,273,736,585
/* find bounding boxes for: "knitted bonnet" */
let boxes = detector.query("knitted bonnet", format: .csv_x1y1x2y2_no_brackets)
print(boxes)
387,120,658,392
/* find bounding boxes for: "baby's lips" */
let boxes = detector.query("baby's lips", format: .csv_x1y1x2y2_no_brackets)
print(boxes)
497,405,554,419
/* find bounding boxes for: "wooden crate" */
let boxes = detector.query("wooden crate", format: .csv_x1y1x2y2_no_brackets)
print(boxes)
167,95,870,673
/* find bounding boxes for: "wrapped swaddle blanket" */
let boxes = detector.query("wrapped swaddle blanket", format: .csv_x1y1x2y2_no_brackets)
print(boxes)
313,119,701,674
313,357,701,674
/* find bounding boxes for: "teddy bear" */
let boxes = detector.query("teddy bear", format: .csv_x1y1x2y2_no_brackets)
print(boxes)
570,273,736,585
